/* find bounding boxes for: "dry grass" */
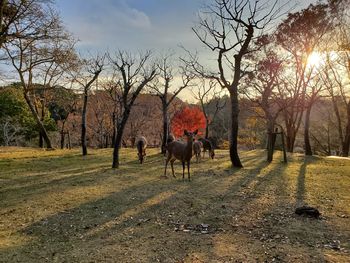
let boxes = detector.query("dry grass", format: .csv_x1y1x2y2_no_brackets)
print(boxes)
0,147,349,262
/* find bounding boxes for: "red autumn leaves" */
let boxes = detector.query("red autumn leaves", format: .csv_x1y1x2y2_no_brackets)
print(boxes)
171,106,206,137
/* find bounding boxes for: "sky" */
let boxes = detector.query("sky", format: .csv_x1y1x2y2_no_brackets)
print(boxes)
0,0,312,102
56,0,318,54
56,0,204,53
55,0,319,102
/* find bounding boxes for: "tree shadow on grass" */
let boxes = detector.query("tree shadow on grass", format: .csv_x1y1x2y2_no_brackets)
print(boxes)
0,152,270,262
4,151,343,262
246,155,348,262
0,177,183,262
295,155,321,207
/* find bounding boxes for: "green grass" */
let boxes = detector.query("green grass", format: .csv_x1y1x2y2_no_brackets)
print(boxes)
0,147,349,262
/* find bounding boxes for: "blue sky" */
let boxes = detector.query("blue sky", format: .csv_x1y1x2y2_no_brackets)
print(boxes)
56,0,317,54
54,0,319,102
56,0,204,53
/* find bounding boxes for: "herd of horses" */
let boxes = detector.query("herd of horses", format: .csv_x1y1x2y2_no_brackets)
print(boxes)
135,130,215,181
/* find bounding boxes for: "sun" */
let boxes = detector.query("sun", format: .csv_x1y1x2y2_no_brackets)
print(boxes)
307,52,323,68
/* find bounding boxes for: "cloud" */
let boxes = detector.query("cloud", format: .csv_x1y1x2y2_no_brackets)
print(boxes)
122,6,152,29
60,0,152,48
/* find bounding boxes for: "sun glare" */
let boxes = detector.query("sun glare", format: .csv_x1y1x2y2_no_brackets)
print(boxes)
307,52,323,68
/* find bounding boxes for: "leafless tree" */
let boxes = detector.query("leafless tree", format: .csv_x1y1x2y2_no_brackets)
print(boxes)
0,0,53,47
192,80,226,139
149,54,194,154
0,116,21,145
3,2,74,148
109,51,157,168
71,55,105,155
242,35,284,161
275,3,332,154
186,0,284,167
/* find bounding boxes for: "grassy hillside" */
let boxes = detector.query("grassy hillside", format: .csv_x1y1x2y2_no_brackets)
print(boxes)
0,147,349,262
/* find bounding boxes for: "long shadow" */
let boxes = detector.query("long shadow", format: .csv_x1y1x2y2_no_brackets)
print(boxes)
0,176,182,262
295,155,321,207
0,151,266,262
3,151,339,262
242,155,346,262
296,158,307,207
0,152,165,209
0,162,165,209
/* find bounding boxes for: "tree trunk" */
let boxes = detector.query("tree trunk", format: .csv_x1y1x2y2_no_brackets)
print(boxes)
341,103,350,157
285,124,295,153
112,109,130,168
229,91,243,168
39,132,44,148
111,112,117,148
60,131,65,149
205,118,209,139
23,92,52,148
304,105,313,156
39,99,45,148
161,103,168,154
67,130,71,149
266,116,275,162
81,89,88,156
60,121,66,149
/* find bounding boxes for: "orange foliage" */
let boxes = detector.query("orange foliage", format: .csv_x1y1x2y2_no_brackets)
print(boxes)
171,106,206,137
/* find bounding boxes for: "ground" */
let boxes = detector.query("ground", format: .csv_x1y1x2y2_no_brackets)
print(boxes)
0,147,349,263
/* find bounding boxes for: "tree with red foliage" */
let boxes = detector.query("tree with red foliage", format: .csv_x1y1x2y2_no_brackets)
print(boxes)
171,106,206,138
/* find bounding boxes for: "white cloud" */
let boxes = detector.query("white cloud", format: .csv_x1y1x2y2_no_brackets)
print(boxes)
61,0,152,48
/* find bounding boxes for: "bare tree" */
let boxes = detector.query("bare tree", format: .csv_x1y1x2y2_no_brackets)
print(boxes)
0,0,53,47
324,0,350,156
242,35,284,161
3,2,74,148
109,51,157,168
275,3,331,153
321,53,350,156
187,0,284,167
72,55,104,155
192,80,226,139
150,54,193,154
0,116,21,145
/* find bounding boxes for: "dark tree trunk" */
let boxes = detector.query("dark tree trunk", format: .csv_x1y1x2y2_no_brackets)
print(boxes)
161,103,168,154
39,132,44,148
225,25,253,168
341,103,350,157
111,113,117,148
112,109,130,168
60,132,65,149
105,135,109,148
205,118,209,139
285,125,295,153
39,100,45,148
81,89,88,156
229,91,243,168
60,121,66,149
327,123,331,156
304,105,313,156
266,117,275,162
23,92,52,148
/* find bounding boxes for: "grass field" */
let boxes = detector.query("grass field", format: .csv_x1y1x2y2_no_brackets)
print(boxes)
0,147,349,262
